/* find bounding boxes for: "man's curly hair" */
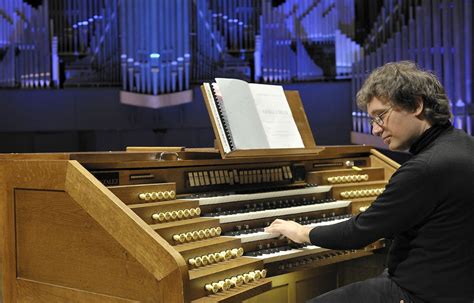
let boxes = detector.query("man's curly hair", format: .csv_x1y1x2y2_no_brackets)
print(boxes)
356,61,452,125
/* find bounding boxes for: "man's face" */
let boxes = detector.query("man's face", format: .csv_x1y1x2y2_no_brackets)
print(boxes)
367,97,429,151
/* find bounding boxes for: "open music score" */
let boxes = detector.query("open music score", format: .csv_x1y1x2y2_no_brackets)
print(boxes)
210,78,304,152
201,79,322,158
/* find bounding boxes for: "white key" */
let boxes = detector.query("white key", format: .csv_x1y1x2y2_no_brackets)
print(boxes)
237,230,280,243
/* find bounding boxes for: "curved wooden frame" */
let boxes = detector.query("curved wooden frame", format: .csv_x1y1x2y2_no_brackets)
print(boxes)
0,160,188,302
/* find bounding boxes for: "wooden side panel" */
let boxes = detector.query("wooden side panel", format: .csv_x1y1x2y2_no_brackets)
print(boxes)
16,279,139,303
1,160,70,303
65,161,189,302
14,189,160,301
0,160,188,303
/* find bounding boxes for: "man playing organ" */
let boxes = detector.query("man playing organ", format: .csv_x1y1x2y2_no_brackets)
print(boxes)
266,61,474,303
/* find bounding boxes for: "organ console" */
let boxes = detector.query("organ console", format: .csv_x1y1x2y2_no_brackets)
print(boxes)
0,145,399,302
0,85,400,302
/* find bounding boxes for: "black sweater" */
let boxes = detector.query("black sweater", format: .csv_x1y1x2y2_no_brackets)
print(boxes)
309,124,474,303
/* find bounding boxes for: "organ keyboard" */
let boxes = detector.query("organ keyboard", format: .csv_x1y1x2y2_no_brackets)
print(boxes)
0,145,399,302
230,215,351,243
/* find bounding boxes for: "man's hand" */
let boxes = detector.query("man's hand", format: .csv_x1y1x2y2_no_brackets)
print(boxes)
264,219,312,243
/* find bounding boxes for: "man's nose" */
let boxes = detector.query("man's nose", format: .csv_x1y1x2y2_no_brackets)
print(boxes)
372,123,383,136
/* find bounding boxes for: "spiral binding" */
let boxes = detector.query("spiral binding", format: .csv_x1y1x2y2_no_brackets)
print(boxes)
211,83,235,151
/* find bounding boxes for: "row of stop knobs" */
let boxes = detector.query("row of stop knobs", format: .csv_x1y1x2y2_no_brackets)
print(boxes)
138,190,176,201
340,187,385,198
188,248,244,268
152,207,201,222
327,174,369,184
173,227,222,243
204,269,267,294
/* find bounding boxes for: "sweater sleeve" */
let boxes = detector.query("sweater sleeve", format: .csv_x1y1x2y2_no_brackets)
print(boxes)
309,157,439,249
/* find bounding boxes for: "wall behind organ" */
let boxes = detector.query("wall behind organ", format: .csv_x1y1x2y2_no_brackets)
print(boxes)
0,81,351,153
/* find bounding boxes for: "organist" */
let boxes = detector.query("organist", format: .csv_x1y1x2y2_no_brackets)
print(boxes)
266,62,474,303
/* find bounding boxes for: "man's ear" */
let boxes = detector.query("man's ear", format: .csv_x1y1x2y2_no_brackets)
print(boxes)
414,96,424,117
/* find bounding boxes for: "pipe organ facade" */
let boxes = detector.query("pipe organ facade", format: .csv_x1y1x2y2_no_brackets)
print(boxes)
0,0,362,89
1,0,472,132
351,0,473,136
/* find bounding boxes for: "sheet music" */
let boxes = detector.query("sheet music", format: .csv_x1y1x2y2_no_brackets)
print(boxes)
215,78,304,150
215,78,268,149
249,84,304,148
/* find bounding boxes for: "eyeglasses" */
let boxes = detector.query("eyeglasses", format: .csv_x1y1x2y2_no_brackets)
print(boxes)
369,106,392,128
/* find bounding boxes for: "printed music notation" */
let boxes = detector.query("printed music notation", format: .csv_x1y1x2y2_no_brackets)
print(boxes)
209,78,304,152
